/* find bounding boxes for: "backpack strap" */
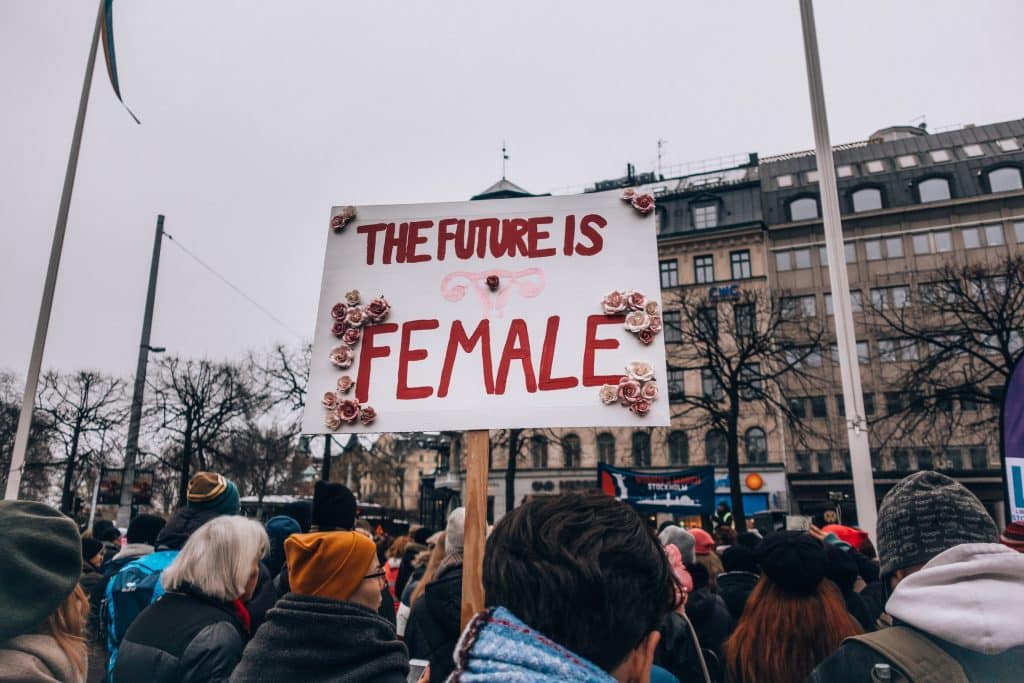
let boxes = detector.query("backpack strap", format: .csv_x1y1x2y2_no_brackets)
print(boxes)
847,626,969,683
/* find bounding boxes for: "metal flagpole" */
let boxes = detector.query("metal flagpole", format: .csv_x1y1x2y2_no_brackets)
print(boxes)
798,0,878,539
5,0,106,500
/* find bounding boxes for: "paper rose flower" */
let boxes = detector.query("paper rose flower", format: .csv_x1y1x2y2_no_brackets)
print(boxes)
345,290,361,306
486,275,500,291
365,296,391,323
599,384,619,405
341,328,361,346
631,193,655,215
620,188,637,201
617,378,643,405
602,290,628,314
331,321,348,338
329,345,354,369
331,303,349,321
331,206,357,233
640,381,659,402
626,361,655,382
648,315,663,334
630,399,652,417
627,291,648,311
322,392,338,409
645,301,660,316
338,399,361,423
345,306,366,328
325,411,342,430
358,405,377,426
637,329,655,345
624,310,652,333
337,375,354,393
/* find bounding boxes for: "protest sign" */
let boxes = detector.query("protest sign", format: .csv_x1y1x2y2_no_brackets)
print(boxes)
597,463,716,515
1002,353,1024,522
304,190,669,433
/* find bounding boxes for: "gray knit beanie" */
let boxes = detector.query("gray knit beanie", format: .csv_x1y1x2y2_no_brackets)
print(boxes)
877,471,998,576
659,525,696,565
446,507,465,555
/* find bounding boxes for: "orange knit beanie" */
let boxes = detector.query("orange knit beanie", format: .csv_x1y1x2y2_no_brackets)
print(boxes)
285,531,376,602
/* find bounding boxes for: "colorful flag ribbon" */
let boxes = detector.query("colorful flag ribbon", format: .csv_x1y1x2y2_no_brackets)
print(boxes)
100,0,140,124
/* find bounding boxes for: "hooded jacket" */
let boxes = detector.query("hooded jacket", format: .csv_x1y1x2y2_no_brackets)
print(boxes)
449,607,616,682
808,544,1024,682
0,634,82,683
230,594,408,683
404,562,463,683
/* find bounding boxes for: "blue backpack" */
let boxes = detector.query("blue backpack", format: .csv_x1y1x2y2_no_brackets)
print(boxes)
103,550,178,677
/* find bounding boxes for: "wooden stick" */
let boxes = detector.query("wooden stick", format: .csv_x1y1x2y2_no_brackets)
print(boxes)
460,429,490,629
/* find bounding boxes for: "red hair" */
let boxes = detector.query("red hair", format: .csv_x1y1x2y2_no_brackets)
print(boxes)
723,576,861,683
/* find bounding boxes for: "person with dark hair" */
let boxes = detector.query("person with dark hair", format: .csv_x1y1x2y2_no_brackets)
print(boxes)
823,544,872,631
263,515,300,578
231,530,409,682
723,532,861,683
93,519,122,565
809,472,1024,682
735,531,761,550
404,508,465,683
683,561,732,667
716,545,760,623
449,492,677,681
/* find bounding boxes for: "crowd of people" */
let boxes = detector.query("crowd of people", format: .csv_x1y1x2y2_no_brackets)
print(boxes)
1,469,1022,682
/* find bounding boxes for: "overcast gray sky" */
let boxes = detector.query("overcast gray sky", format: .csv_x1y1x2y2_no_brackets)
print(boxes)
2,0,1022,379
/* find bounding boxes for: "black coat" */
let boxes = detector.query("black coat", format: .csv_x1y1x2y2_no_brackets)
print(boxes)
685,587,732,664
230,594,408,683
112,588,247,683
404,563,462,683
715,571,759,623
655,612,714,683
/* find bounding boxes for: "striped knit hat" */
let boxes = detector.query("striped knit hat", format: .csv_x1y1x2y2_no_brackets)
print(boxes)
187,471,240,516
1001,521,1024,553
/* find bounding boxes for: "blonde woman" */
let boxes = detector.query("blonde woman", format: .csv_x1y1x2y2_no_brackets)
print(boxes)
112,515,268,682
0,501,89,682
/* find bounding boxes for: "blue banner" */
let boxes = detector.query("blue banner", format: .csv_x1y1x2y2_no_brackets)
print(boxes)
598,463,716,515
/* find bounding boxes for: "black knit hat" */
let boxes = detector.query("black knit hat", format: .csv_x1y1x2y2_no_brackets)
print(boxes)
127,513,166,545
92,519,120,542
877,471,998,576
0,501,82,642
755,531,826,595
312,481,357,531
721,544,759,574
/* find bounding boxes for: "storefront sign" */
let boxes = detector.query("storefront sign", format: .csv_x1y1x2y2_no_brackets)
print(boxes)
598,464,715,514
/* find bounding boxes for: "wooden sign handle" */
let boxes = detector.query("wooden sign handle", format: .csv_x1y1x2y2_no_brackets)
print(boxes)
460,429,490,629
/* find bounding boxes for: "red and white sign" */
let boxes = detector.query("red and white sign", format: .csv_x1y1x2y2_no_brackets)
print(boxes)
303,191,670,433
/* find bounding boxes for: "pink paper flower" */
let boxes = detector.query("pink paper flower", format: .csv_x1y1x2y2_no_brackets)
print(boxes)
337,375,354,393
631,193,655,215
486,275,500,291
602,290,628,314
331,303,349,321
322,392,338,409
630,399,652,417
345,307,366,328
624,311,652,332
358,405,377,426
637,329,656,345
621,188,637,201
640,381,659,402
617,378,643,405
342,328,361,346
599,384,619,405
325,412,342,430
331,321,348,338
338,399,361,423
627,291,648,311
365,296,391,323
645,301,660,316
331,206,357,233
648,315,663,334
345,290,361,306
329,345,354,369
626,361,655,382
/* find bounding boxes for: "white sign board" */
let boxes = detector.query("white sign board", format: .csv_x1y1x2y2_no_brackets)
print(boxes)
303,190,670,434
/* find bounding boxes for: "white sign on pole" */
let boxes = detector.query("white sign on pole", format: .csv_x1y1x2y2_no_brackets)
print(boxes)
303,190,670,434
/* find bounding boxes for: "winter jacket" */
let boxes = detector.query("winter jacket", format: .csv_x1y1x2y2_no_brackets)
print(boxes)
449,606,616,682
655,611,710,683
0,634,83,683
715,571,759,623
404,562,462,683
808,544,1024,682
242,562,277,632
230,593,408,683
112,587,249,683
685,587,732,664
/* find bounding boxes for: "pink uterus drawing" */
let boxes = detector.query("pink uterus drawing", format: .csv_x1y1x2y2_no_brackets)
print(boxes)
440,268,546,318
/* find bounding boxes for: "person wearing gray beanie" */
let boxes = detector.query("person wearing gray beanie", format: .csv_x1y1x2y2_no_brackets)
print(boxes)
809,471,1024,683
658,525,696,565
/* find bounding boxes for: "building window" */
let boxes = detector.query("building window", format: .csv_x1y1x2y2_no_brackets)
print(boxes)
789,397,807,419
697,306,718,341
739,363,762,400
917,449,934,470
817,452,834,473
832,341,870,364
632,432,652,467
656,206,669,234
693,203,718,230
776,251,791,272
667,369,685,402
745,427,768,464
597,432,616,464
780,295,817,320
734,303,756,338
1016,221,1024,243
660,259,679,288
663,311,682,343
913,230,953,255
943,448,963,470
794,451,812,473
776,174,794,188
929,149,951,163
878,338,918,362
730,250,752,280
836,164,854,178
865,160,886,173
705,430,727,466
845,243,857,263
701,368,724,401
984,224,1005,245
810,395,828,418
789,197,819,221
884,391,904,415
961,144,985,157
871,285,910,310
668,431,689,466
917,177,951,203
530,436,548,469
849,290,863,311
894,449,911,471
897,154,918,169
806,170,820,183
886,237,904,258
962,224,1004,249
793,248,811,269
864,237,902,261
987,167,1024,193
997,138,1021,152
561,434,581,468
863,393,876,415
851,187,883,212
865,240,882,261
694,255,715,284
969,446,988,469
